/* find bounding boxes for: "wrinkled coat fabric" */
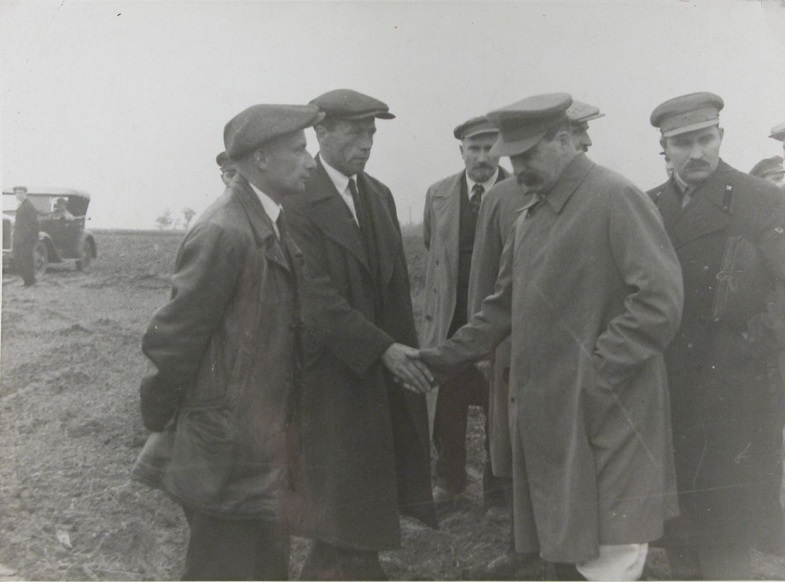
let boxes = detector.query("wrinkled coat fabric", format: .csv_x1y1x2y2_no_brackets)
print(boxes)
132,176,304,521
421,154,683,562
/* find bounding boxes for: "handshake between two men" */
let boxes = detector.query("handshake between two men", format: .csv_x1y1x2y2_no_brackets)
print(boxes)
381,343,439,394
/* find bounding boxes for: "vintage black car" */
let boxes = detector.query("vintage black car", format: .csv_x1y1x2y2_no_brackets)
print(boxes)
3,187,97,275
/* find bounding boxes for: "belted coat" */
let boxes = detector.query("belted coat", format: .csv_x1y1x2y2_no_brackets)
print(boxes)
281,156,436,551
132,176,305,521
421,154,683,562
648,160,785,547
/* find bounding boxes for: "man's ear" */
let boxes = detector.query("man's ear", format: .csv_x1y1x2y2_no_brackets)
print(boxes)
718,127,725,143
254,148,269,170
314,124,328,142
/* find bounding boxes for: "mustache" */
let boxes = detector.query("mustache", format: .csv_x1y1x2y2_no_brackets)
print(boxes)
684,160,710,170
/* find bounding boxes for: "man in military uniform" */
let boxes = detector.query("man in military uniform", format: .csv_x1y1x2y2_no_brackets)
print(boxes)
421,115,508,511
468,99,605,580
649,92,785,579
421,93,683,581
216,150,237,186
12,186,40,287
281,89,436,580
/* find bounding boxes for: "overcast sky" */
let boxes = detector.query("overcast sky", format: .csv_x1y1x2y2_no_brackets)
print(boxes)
2,0,784,229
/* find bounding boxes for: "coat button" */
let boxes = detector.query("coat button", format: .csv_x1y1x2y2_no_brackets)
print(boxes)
687,343,694,349
435,259,440,265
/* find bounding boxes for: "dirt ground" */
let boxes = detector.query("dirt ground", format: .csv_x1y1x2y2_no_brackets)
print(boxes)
2,230,785,580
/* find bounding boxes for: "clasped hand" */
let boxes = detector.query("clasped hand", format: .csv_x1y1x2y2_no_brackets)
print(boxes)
381,343,436,394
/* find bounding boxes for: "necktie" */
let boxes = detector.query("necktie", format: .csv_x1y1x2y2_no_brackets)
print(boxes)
681,186,694,209
470,184,484,216
348,178,363,228
276,213,286,241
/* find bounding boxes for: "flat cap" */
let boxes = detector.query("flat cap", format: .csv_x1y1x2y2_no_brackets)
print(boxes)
769,122,785,142
310,89,395,120
566,100,604,124
486,93,572,156
215,151,231,167
453,115,498,140
650,92,724,138
750,155,785,179
224,104,325,160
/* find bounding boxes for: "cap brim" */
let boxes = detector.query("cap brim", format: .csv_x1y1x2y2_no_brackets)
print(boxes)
769,132,785,142
662,119,719,138
335,110,395,121
577,112,605,123
462,128,500,140
490,131,547,157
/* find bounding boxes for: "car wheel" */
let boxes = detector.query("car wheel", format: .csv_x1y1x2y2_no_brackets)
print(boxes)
33,241,48,276
76,240,93,271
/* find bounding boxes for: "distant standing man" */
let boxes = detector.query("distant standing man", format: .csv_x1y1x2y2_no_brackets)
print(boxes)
281,89,436,580
468,100,605,579
649,93,785,579
132,104,322,580
421,115,508,509
420,93,683,581
216,150,238,186
12,186,39,287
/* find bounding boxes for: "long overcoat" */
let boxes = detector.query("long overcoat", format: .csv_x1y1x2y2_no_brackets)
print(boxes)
467,177,531,477
13,198,39,248
281,156,436,551
132,176,305,521
420,168,508,429
648,160,785,548
421,154,683,562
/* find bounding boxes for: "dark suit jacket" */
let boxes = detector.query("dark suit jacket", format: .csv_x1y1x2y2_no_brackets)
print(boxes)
281,156,436,550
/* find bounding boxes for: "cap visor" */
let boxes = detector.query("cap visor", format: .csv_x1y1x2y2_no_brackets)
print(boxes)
662,119,719,138
490,132,546,157
463,128,500,140
340,110,395,120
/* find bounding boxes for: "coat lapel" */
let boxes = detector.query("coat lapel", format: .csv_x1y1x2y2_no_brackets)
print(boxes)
233,176,292,274
356,172,400,287
666,161,733,249
432,172,464,280
306,158,371,274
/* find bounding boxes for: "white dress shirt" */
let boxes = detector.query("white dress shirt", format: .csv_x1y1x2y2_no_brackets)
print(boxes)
249,182,282,239
465,168,500,202
321,157,360,225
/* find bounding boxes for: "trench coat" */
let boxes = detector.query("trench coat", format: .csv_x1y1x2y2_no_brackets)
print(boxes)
421,154,683,562
281,156,436,551
132,176,305,520
420,168,508,430
648,160,785,548
467,177,531,477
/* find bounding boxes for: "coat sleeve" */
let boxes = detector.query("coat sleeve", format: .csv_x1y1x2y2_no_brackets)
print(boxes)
286,201,395,377
139,222,243,430
592,185,684,390
421,221,515,381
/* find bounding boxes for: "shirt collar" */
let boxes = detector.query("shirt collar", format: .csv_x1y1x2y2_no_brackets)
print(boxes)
466,168,500,194
673,171,691,194
248,182,281,225
320,155,355,193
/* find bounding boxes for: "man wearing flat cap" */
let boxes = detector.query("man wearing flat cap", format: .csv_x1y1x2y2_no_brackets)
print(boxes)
216,150,237,187
463,98,605,580
421,115,508,514
421,92,683,581
648,92,785,579
281,88,436,580
132,103,321,580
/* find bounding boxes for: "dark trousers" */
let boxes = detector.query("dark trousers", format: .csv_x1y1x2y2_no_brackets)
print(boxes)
432,364,504,506
15,242,36,286
182,508,289,581
299,540,387,581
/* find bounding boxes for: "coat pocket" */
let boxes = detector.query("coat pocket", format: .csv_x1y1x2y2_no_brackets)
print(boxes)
165,406,238,506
